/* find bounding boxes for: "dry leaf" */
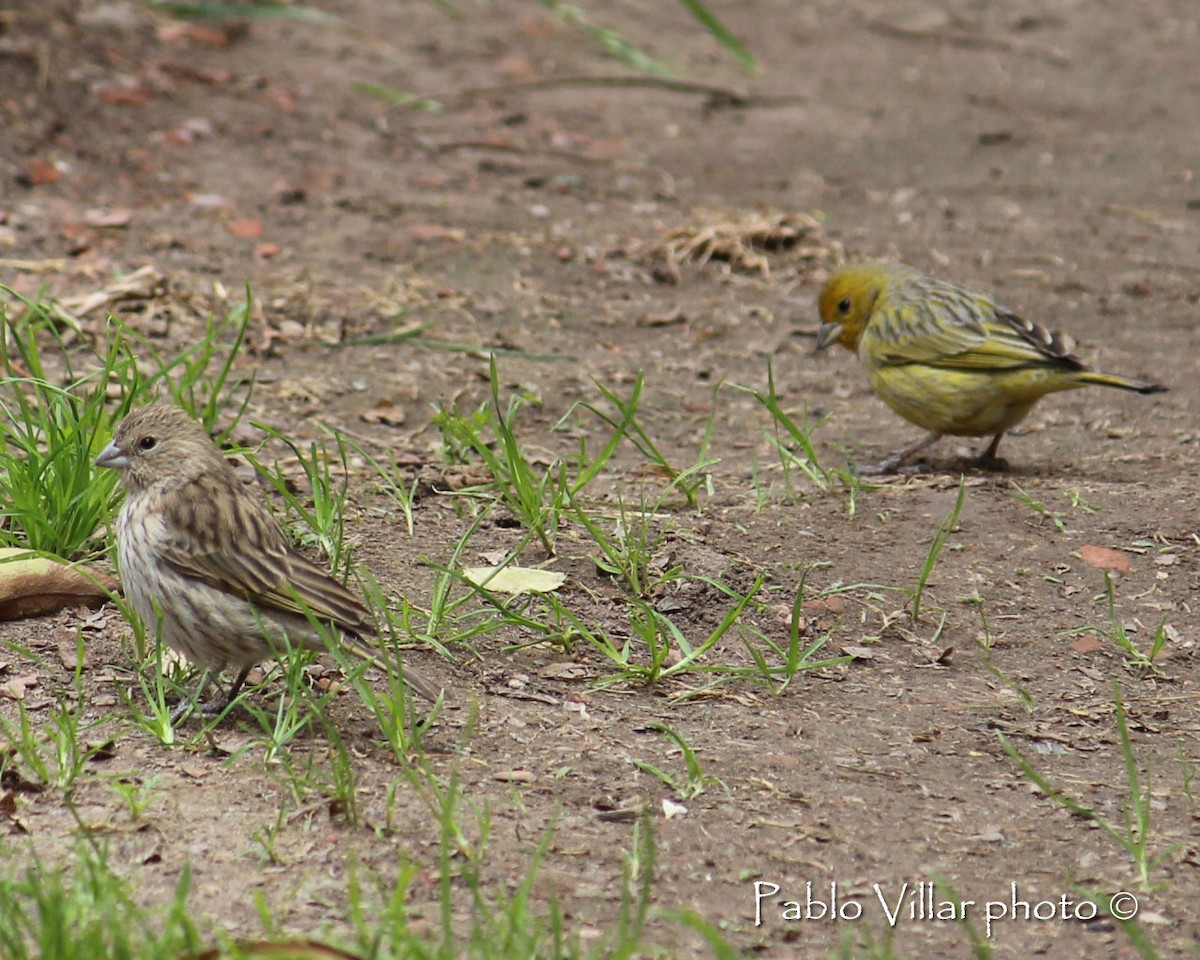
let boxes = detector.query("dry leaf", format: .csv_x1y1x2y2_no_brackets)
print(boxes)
540,662,590,681
0,674,38,700
83,207,133,228
662,798,688,819
840,645,876,660
190,941,365,960
54,264,165,322
227,218,264,238
407,224,465,243
463,566,566,594
1078,545,1130,573
493,769,538,784
19,158,61,186
1069,634,1104,655
361,398,407,426
0,549,118,620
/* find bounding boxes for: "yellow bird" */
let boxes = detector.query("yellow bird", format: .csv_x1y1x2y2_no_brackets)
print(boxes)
816,263,1167,472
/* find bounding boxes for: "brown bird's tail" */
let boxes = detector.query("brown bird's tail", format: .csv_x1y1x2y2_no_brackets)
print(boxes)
342,635,443,703
1076,371,1167,395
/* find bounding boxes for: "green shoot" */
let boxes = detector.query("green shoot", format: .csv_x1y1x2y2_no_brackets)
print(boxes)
910,476,966,621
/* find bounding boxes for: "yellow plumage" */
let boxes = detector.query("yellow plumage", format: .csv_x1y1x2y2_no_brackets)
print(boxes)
816,263,1166,471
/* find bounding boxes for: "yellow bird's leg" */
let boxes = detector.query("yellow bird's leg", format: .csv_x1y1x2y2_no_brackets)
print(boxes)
862,432,942,475
972,432,1010,471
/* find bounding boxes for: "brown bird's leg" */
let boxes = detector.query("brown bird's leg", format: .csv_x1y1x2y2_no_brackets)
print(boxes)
171,664,251,723
171,665,219,724
863,432,942,475
199,664,254,716
169,693,196,725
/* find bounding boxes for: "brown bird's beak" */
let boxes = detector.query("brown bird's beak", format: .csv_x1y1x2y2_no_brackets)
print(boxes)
94,441,128,469
815,322,842,351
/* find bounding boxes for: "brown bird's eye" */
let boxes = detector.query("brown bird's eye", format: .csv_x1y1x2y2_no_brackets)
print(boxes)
138,436,158,450
837,297,852,315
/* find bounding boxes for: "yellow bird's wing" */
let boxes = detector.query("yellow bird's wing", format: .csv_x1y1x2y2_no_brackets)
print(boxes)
866,289,1083,374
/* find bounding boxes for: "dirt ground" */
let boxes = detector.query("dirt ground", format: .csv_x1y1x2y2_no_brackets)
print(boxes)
2,0,1199,956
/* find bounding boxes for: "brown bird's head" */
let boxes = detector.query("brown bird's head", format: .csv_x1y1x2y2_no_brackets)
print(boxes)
95,403,229,493
815,264,890,353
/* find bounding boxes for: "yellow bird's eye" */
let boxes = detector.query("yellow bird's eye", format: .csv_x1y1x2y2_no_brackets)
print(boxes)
837,297,852,315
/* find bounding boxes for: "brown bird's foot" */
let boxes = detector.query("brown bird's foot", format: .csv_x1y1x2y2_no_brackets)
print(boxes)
196,690,237,718
169,666,216,724
169,693,233,724
169,698,194,726
170,665,251,724
197,664,253,718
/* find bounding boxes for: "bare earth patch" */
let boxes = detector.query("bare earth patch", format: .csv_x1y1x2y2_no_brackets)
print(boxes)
2,0,1198,957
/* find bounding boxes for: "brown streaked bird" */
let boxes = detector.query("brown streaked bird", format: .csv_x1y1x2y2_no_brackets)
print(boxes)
95,402,440,721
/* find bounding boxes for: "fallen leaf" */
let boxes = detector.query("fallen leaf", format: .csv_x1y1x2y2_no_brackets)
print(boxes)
496,52,538,80
0,548,119,620
840,645,876,660
463,566,566,594
540,662,590,681
227,218,264,239
156,22,234,47
0,674,38,700
805,596,846,614
407,224,465,243
186,192,233,209
190,941,365,960
637,309,688,327
1069,634,1104,655
360,398,407,426
662,798,688,819
54,264,165,321
17,158,62,185
83,207,133,228
1079,545,1130,573
95,84,153,106
493,769,537,784
86,738,118,762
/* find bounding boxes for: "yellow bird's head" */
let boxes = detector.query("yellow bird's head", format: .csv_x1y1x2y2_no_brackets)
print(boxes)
816,264,889,352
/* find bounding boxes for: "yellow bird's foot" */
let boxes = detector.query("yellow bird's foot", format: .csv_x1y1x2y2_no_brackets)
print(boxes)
971,453,1011,472
971,431,1010,471
861,432,942,474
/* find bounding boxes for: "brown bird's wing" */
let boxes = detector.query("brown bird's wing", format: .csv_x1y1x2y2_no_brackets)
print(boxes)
157,472,371,635
868,293,1084,374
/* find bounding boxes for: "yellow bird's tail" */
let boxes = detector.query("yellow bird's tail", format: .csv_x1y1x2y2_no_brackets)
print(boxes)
1075,371,1167,395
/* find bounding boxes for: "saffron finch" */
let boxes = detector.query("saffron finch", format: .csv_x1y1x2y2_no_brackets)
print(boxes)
95,403,441,721
816,263,1167,471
